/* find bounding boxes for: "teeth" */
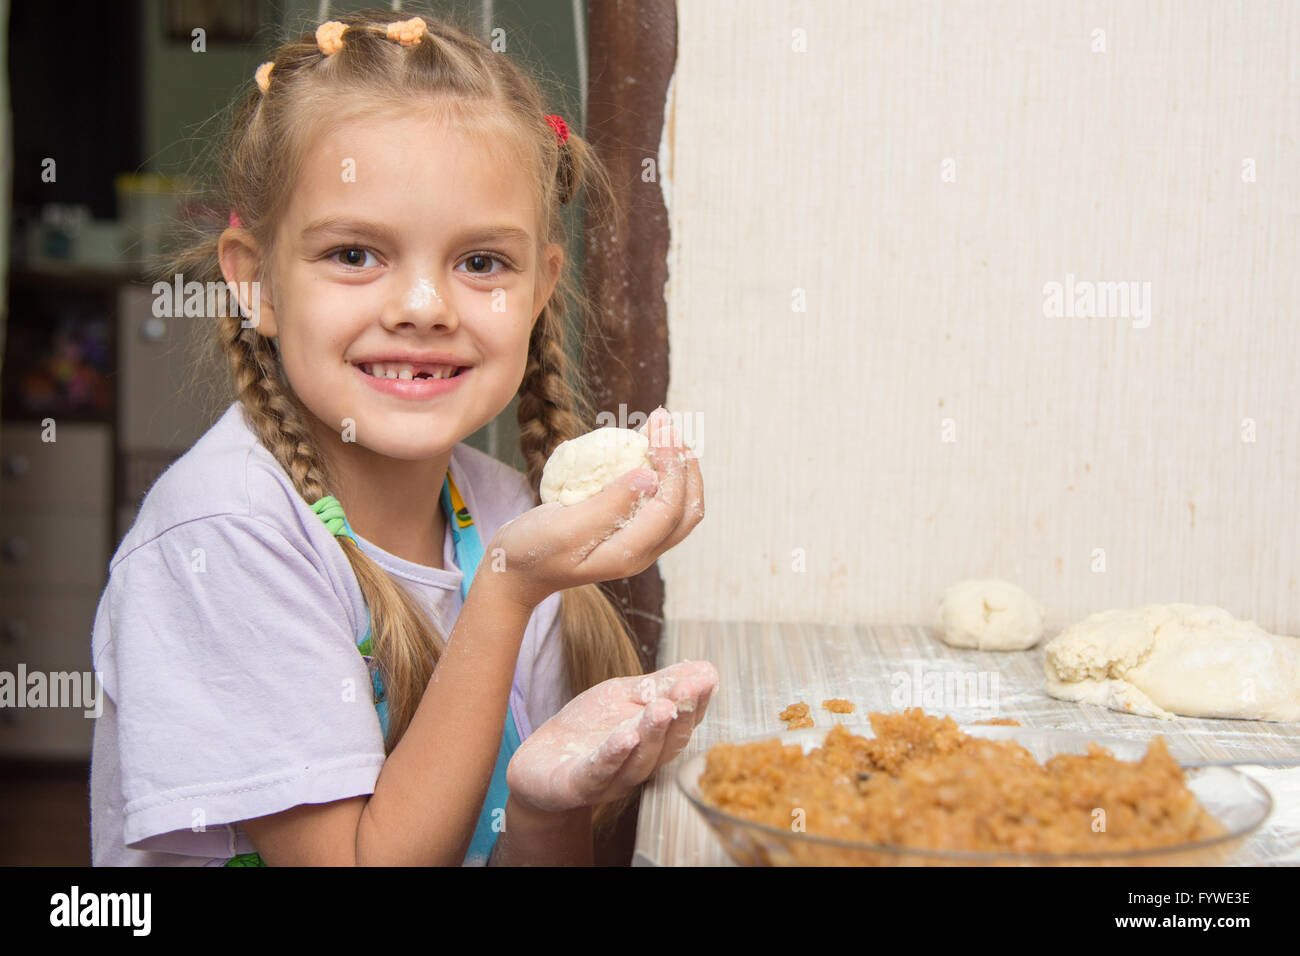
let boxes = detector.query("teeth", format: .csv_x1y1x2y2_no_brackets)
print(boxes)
361,362,459,380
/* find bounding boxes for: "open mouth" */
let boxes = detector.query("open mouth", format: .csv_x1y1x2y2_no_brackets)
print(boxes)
355,362,466,381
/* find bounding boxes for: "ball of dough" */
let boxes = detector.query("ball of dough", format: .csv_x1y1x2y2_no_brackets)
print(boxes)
1044,604,1300,721
936,579,1045,651
540,427,653,505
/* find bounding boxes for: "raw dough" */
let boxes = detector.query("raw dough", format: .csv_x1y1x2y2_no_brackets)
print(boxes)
936,579,1045,651
539,427,652,505
1043,604,1300,722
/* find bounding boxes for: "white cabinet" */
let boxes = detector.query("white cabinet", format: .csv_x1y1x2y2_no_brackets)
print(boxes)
0,423,110,758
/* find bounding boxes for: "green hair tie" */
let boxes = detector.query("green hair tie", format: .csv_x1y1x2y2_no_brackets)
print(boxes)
311,495,350,538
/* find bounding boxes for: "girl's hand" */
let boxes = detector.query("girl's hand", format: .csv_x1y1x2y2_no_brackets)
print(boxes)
505,660,720,813
488,407,703,610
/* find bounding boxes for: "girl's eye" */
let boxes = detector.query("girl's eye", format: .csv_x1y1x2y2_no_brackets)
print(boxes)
460,254,505,275
333,247,378,268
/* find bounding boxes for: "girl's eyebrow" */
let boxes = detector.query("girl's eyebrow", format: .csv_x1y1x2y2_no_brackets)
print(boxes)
299,217,400,246
453,225,534,248
299,218,533,250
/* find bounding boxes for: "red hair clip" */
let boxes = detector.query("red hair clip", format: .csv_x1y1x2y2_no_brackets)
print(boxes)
545,114,569,147
229,212,244,229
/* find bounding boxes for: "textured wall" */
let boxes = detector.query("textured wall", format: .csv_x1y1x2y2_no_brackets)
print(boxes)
659,0,1300,633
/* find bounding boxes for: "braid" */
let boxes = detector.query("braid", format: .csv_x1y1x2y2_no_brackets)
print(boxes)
517,302,592,503
220,318,332,500
517,292,646,835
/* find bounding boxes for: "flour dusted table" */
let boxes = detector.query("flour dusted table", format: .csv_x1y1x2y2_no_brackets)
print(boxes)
633,621,1300,866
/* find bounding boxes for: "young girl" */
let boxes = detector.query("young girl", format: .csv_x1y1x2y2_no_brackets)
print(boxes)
90,9,714,866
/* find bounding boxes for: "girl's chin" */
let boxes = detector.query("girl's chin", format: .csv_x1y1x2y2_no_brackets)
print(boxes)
355,432,456,459
312,414,457,461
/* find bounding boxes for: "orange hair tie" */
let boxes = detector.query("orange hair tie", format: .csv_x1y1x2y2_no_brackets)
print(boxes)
386,17,427,47
254,61,273,93
316,20,346,56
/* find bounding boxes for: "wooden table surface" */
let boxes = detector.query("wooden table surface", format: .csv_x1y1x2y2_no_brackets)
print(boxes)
633,620,1300,866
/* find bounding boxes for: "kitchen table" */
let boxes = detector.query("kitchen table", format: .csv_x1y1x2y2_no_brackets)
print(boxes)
633,620,1300,866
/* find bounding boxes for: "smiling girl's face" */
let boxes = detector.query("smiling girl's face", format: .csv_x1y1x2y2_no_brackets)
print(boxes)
253,107,560,462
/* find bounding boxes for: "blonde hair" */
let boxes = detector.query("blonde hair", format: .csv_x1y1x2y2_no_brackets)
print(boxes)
172,7,642,833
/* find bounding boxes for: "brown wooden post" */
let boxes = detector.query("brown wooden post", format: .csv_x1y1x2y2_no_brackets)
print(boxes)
582,0,676,865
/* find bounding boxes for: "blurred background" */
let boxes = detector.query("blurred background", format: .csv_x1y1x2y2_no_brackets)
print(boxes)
0,0,590,865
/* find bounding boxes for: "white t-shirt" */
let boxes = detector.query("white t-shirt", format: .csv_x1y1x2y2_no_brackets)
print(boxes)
90,403,567,866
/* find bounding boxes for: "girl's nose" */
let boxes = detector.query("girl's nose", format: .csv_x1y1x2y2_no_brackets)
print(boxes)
384,273,458,332
403,277,442,312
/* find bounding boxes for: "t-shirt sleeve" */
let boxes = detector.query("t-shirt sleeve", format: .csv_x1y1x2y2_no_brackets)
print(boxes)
94,514,386,857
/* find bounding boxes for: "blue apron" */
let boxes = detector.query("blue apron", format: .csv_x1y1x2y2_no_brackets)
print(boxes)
226,470,522,866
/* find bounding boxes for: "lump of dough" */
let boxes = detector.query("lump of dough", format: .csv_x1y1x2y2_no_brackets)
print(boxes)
1043,604,1300,722
540,427,652,505
936,579,1045,651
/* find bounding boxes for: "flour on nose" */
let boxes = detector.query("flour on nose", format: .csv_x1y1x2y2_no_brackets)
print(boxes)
404,277,443,310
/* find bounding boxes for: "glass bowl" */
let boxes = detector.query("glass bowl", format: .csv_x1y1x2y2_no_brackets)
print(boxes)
677,724,1273,866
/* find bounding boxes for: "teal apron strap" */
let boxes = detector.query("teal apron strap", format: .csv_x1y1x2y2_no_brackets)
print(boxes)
440,470,522,864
